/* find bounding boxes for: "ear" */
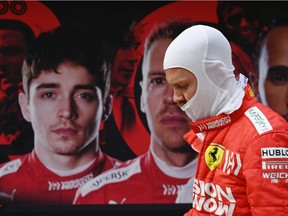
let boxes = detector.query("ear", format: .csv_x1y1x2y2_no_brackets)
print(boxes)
249,72,259,99
102,94,113,121
18,92,31,122
139,81,146,113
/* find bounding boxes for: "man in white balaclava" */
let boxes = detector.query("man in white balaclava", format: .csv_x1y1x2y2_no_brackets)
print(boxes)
164,25,288,216
164,24,246,122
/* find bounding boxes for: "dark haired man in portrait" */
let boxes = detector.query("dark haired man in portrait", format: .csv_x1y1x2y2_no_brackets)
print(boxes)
0,25,120,205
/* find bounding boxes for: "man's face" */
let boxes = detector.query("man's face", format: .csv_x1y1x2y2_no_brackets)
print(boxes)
111,45,139,91
19,62,104,154
221,5,259,45
0,29,26,129
165,67,197,108
140,38,191,151
257,27,288,121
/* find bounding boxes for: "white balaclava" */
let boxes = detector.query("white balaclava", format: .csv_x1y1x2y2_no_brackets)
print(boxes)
163,25,246,122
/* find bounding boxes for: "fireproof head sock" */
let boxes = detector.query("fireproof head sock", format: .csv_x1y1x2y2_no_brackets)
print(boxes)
163,24,244,121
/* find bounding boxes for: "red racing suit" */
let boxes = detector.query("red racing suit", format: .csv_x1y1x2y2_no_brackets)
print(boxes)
0,149,119,205
73,150,197,204
183,87,288,216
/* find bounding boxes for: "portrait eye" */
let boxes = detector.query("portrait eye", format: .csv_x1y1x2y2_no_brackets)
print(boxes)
267,66,288,85
77,92,97,102
42,92,54,98
151,77,166,85
226,13,242,27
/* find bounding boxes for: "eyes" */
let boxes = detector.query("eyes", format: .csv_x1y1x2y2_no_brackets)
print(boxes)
78,92,96,101
148,75,189,92
267,66,288,85
224,12,257,27
42,92,54,98
40,91,98,103
150,77,166,86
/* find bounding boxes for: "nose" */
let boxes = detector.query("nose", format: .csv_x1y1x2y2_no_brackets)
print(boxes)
239,17,250,27
173,89,186,106
58,97,77,120
163,85,175,104
126,47,139,64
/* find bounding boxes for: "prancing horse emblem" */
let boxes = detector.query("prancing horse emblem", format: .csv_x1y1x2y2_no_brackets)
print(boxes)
205,143,225,170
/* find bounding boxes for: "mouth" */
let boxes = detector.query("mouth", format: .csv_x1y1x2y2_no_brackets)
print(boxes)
160,115,190,127
53,127,78,136
238,26,254,35
119,67,134,74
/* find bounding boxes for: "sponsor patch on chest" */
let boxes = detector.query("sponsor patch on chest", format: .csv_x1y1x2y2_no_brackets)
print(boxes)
245,106,272,134
261,147,288,184
192,179,236,216
81,159,141,196
46,172,94,191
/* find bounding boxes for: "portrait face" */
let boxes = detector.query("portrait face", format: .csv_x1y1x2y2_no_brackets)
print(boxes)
19,62,104,155
111,45,139,91
141,38,191,150
221,4,259,45
257,27,288,121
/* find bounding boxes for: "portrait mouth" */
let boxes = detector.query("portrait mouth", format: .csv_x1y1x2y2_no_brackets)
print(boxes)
53,126,78,137
119,67,134,76
160,115,189,127
55,129,77,136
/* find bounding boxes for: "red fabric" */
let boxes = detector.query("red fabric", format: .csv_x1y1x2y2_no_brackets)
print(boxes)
74,150,196,204
183,88,288,216
0,149,119,205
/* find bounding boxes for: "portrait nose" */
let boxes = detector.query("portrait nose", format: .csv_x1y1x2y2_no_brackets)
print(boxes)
127,47,139,64
163,85,175,104
58,97,77,120
239,17,250,27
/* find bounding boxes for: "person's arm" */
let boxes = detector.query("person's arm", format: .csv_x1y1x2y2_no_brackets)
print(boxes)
243,132,288,216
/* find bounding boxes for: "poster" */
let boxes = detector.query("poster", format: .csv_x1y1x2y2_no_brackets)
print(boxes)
0,1,287,215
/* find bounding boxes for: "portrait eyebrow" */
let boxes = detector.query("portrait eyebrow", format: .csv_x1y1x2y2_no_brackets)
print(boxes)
74,84,98,91
268,65,288,75
35,83,59,90
267,66,288,81
35,83,98,91
149,71,165,76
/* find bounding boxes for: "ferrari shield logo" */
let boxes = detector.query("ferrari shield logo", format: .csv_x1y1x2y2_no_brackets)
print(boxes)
205,143,225,170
